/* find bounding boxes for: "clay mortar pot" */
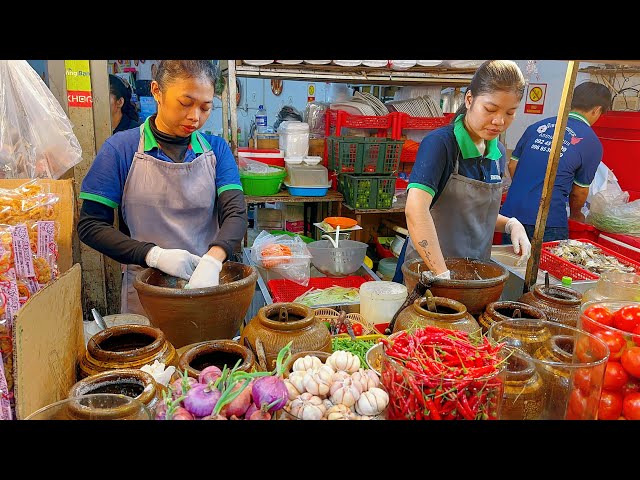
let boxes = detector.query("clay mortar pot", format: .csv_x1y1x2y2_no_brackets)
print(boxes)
79,324,177,378
178,340,257,379
393,295,480,334
241,302,332,371
69,368,164,414
133,261,258,349
401,257,509,315
478,300,547,334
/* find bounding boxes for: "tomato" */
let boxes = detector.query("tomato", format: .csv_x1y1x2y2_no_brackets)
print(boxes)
622,392,640,420
351,324,363,336
603,362,629,391
598,389,624,420
567,388,588,420
583,305,614,328
593,329,627,361
622,379,640,396
613,305,640,333
573,368,594,394
338,324,348,334
621,346,640,379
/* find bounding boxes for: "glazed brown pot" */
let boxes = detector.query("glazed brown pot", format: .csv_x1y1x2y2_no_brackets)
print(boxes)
178,340,257,379
478,301,547,334
518,284,582,327
133,261,258,348
79,324,177,379
240,302,332,371
69,368,164,413
401,257,509,315
393,294,480,334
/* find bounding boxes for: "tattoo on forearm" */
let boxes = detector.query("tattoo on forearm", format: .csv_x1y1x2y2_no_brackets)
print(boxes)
418,239,433,266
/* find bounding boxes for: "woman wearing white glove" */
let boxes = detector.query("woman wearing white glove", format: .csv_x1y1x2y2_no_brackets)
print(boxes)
77,61,247,315
393,61,528,284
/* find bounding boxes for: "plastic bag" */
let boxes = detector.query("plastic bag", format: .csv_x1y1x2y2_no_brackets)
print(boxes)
587,187,640,235
0,60,83,179
238,157,282,175
250,230,312,286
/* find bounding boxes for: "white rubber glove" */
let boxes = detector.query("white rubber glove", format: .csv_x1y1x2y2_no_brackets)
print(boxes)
185,255,223,289
505,217,532,265
145,246,201,280
434,270,451,280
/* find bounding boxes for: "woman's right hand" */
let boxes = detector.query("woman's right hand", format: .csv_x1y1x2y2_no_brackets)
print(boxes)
145,246,202,280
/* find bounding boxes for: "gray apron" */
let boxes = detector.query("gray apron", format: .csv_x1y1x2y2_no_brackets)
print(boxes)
120,130,219,314
404,150,503,264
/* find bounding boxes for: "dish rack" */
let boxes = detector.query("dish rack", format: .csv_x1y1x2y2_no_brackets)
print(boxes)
539,238,640,281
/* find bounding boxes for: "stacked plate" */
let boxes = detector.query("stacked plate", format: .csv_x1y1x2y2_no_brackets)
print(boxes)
330,100,377,116
243,60,274,66
333,60,363,67
385,95,443,117
353,91,389,116
304,60,332,65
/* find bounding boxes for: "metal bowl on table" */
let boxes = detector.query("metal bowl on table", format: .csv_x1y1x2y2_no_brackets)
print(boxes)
307,240,368,277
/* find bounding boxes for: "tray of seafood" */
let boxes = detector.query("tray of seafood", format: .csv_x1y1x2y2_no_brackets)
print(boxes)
539,238,640,281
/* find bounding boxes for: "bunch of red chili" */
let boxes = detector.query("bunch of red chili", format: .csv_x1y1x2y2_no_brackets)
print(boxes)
380,326,506,420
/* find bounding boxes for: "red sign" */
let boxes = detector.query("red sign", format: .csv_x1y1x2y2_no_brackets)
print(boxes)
67,90,93,108
524,83,547,114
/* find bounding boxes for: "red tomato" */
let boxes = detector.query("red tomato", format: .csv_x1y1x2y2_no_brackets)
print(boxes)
622,379,640,397
567,388,588,420
583,305,614,328
338,324,348,334
621,346,640,378
573,368,593,394
622,392,640,420
613,305,640,333
603,362,630,391
593,329,627,361
351,324,363,336
598,389,624,420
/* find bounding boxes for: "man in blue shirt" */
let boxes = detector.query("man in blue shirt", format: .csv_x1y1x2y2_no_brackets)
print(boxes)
501,81,612,243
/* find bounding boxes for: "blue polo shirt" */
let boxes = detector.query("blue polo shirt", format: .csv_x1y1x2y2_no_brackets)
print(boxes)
80,117,243,209
500,112,602,227
407,114,506,204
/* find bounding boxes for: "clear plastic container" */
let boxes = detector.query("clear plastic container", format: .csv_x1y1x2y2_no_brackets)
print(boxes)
285,163,328,186
278,121,309,157
359,281,408,328
581,271,640,304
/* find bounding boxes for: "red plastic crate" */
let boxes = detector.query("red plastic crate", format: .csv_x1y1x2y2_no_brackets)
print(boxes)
568,219,601,243
392,112,455,139
539,238,640,281
597,233,640,263
267,275,372,303
325,109,394,137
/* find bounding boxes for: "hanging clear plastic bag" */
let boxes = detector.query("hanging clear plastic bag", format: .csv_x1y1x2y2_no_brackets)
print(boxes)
586,187,640,235
0,60,83,179
250,230,312,286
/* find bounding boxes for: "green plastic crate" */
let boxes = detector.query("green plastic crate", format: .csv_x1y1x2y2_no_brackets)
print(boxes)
327,136,403,175
339,174,396,210
240,166,286,196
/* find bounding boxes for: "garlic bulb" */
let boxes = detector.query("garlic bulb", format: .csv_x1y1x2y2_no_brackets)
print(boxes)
316,364,335,383
332,370,350,383
355,387,389,416
322,398,334,411
303,371,331,397
288,371,307,394
329,377,361,407
326,404,353,420
351,368,380,392
289,392,326,420
283,378,302,400
326,350,360,373
292,355,323,373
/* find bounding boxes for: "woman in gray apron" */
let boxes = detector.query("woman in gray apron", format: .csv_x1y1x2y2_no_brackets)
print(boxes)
393,61,531,284
78,61,247,314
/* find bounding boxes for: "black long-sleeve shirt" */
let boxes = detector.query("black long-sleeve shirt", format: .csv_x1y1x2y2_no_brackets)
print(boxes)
77,188,247,266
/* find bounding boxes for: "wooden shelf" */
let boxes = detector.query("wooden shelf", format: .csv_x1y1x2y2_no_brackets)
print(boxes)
244,189,343,205
342,203,405,214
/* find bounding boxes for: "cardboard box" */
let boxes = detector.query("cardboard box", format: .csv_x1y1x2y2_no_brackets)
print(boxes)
0,178,75,275
13,263,83,419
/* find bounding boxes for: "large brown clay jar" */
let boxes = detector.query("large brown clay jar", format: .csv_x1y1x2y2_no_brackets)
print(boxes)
79,324,177,379
478,301,547,334
393,295,480,334
240,302,332,371
69,368,165,414
518,284,582,327
178,340,257,378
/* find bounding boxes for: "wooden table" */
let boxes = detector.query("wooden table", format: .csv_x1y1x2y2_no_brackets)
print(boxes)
244,190,344,241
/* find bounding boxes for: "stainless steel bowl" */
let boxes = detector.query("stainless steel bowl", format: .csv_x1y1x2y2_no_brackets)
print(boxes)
307,240,368,277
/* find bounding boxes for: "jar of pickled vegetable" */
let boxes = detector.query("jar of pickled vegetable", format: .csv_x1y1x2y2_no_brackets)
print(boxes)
500,348,544,420
478,300,547,334
518,284,582,327
380,327,506,420
581,271,640,304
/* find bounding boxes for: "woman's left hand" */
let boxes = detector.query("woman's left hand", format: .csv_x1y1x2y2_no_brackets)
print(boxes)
185,254,223,289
